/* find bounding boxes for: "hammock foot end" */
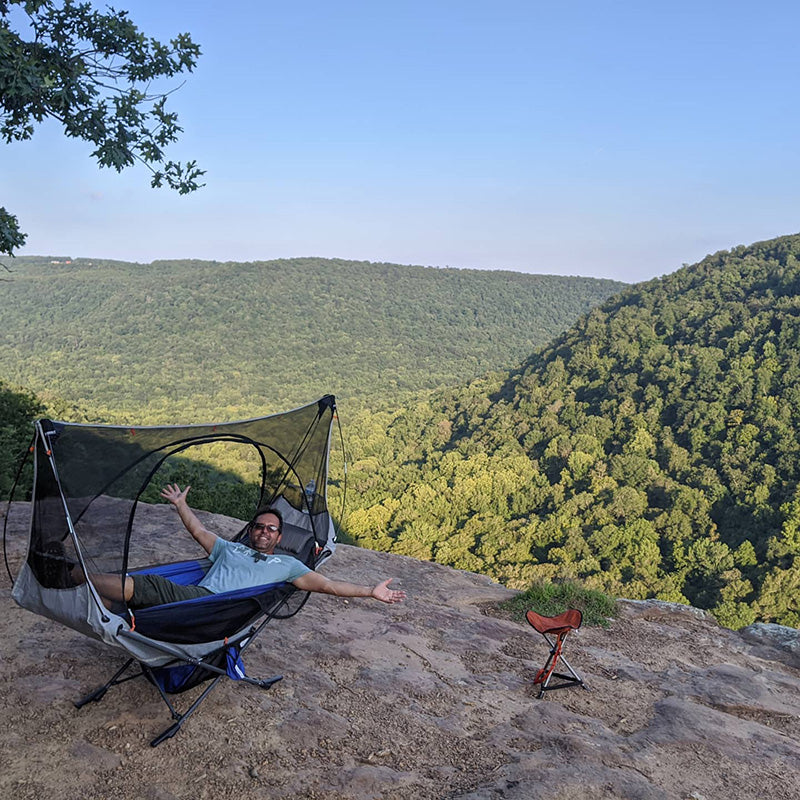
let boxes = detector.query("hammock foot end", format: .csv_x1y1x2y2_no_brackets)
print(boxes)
74,686,107,708
151,722,181,747
258,674,283,690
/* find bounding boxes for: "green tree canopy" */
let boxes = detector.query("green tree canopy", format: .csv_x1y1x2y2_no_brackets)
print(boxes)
341,233,800,628
0,380,42,497
0,0,203,256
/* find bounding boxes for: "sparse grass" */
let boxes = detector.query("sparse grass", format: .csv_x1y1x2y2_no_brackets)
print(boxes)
493,579,618,628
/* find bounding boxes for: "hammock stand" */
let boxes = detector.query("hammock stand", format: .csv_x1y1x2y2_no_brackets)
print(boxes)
73,567,298,746
4,396,341,746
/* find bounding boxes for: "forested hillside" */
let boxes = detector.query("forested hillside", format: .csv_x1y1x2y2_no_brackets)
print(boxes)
1,256,624,422
342,234,800,628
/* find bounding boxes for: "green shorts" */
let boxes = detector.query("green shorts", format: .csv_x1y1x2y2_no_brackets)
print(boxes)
130,574,213,609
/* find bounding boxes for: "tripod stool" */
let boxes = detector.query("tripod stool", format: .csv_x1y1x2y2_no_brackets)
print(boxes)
526,608,587,698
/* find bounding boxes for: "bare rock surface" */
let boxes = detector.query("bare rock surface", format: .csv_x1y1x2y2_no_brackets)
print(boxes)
1,501,799,799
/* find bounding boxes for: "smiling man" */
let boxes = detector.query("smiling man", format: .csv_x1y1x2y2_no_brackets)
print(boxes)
83,484,406,609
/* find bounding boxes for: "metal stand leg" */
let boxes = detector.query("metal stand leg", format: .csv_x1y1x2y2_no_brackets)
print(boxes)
146,670,283,747
149,674,224,747
74,658,143,708
74,613,289,745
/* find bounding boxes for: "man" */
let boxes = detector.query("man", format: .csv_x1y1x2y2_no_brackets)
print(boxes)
85,483,406,609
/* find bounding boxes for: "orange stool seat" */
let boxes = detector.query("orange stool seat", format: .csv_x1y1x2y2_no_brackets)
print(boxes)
525,608,587,697
525,608,582,635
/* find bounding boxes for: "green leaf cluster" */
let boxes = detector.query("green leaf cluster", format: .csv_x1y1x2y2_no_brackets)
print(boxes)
0,0,203,255
0,379,42,498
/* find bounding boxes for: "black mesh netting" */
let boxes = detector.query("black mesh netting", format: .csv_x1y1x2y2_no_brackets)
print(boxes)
27,396,336,591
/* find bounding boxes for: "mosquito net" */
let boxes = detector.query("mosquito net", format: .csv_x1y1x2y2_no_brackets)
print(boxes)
13,395,337,647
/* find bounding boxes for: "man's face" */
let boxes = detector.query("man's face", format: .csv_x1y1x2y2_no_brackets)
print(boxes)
249,512,282,554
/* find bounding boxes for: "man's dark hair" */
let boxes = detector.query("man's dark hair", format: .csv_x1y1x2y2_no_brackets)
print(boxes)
248,506,283,532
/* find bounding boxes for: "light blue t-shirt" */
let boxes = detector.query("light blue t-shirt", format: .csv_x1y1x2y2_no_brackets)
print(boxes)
198,538,310,594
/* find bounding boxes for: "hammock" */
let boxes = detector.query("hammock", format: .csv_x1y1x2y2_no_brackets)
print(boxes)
5,396,340,745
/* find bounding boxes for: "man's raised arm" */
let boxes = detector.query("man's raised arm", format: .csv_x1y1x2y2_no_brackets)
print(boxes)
292,572,406,604
160,484,218,555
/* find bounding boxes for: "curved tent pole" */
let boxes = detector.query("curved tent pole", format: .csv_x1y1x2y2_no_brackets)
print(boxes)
69,431,269,529
335,408,348,530
119,432,270,579
80,432,262,599
35,422,113,622
70,400,335,532
119,434,326,582
2,430,36,583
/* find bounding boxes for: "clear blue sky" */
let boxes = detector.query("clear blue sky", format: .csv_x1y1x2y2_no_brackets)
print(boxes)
4,0,800,282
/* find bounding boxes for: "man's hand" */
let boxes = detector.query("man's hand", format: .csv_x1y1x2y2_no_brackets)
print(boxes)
159,483,217,555
160,483,190,507
371,578,406,604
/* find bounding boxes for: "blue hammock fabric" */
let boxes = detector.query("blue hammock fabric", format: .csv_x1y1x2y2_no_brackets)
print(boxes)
129,561,289,693
130,560,208,586
148,643,248,694
227,647,247,680
126,559,295,645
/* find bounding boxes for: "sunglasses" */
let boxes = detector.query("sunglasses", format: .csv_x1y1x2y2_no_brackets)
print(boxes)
251,522,280,533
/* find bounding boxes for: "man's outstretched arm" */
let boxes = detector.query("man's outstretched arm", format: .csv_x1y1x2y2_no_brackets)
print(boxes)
292,572,406,604
160,483,218,555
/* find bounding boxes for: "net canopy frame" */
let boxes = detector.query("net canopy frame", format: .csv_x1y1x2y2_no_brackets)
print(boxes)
5,395,340,744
